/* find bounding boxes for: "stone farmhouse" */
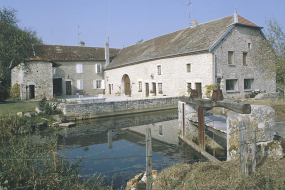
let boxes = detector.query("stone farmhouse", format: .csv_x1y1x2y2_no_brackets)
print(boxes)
11,44,120,100
11,11,276,100
105,12,275,99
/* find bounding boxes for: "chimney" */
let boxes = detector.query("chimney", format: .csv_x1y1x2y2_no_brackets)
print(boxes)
79,41,85,46
234,8,238,23
105,42,110,67
191,20,198,28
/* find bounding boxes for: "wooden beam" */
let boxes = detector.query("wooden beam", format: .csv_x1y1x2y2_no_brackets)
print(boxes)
179,96,251,114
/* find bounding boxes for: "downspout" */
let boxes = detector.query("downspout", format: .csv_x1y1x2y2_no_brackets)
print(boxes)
212,53,216,84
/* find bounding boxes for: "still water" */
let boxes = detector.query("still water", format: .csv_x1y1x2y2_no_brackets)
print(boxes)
53,109,206,189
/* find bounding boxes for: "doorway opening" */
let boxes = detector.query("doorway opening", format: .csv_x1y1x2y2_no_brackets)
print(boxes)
29,85,35,99
122,74,131,96
53,78,62,96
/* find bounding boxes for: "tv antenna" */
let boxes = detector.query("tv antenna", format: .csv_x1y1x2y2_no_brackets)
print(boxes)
78,25,81,45
107,0,111,44
187,0,192,27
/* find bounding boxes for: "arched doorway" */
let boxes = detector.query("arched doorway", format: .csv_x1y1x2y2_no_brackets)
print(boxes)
122,74,131,96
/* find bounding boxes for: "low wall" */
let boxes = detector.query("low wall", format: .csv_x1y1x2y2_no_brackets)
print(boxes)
178,101,284,161
55,97,179,117
227,105,283,160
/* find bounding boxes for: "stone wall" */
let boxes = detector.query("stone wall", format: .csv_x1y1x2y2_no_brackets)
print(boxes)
57,97,179,117
178,101,283,161
227,105,283,160
11,61,53,100
213,25,276,99
53,60,105,96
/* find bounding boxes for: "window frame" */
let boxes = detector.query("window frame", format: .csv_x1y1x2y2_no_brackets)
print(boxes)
226,79,238,92
93,80,105,89
157,65,161,75
77,79,83,90
76,63,83,73
138,81,142,92
228,51,234,65
95,64,101,73
186,63,191,73
244,78,254,91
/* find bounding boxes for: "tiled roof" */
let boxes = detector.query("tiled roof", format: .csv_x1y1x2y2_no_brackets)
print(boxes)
38,45,121,61
106,15,260,69
24,56,60,67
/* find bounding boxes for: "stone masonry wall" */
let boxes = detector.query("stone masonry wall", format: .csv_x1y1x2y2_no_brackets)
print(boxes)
11,61,53,100
227,105,283,160
58,97,179,117
213,25,276,99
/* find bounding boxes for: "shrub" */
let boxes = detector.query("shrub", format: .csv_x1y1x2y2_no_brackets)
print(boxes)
10,82,20,100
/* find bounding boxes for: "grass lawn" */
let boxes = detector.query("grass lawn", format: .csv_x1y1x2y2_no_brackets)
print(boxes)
0,100,39,115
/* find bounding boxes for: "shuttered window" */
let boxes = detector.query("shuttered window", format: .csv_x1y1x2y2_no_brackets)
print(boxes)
76,64,83,73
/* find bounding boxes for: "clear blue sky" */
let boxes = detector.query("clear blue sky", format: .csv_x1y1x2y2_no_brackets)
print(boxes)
2,0,285,48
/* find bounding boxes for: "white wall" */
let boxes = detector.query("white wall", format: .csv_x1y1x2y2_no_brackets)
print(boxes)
105,53,213,98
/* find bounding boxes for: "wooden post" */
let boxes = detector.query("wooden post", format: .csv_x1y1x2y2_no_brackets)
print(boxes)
198,106,205,150
146,127,152,190
182,103,185,136
240,127,248,177
251,125,256,174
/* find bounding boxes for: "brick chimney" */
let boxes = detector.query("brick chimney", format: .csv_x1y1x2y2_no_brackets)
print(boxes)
105,42,110,67
191,20,198,28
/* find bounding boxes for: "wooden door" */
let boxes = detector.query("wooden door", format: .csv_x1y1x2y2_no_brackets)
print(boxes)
145,83,149,97
109,84,112,94
195,83,202,98
124,75,131,96
66,81,71,95
152,82,156,95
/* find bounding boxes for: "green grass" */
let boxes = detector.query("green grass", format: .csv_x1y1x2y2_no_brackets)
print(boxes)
0,100,40,115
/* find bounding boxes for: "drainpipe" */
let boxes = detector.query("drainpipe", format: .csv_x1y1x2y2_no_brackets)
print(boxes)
212,53,216,84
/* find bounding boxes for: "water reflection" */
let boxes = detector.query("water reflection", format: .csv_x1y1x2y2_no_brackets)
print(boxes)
54,109,206,189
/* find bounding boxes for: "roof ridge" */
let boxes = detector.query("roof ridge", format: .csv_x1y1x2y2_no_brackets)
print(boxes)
121,15,234,50
43,44,120,50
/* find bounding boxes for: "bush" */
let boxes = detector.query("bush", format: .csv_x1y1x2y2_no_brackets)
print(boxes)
10,82,20,100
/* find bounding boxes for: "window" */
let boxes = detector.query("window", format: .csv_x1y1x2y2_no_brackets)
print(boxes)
186,63,191,72
244,79,253,90
77,79,83,90
52,68,56,75
228,51,234,65
248,43,251,50
158,83,162,94
158,124,163,136
157,65,161,75
243,52,248,66
94,80,105,89
76,64,83,73
95,64,101,73
226,79,238,91
138,81,142,92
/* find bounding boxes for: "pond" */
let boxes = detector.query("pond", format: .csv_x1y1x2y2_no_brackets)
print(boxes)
47,109,207,189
